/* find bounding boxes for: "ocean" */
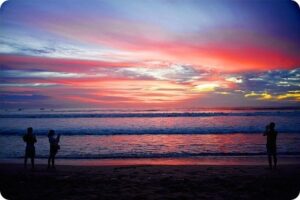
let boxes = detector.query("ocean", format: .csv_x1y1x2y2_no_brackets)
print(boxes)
0,108,300,160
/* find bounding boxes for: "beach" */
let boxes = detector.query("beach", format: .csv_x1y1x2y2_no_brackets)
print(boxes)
1,161,300,200
1,109,300,199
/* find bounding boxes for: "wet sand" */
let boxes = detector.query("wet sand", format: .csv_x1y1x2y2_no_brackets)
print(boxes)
0,163,300,200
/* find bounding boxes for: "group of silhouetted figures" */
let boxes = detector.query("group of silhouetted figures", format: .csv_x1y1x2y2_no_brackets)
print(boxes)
23,127,60,170
23,122,278,170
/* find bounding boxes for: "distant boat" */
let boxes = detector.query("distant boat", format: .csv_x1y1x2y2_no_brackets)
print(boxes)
18,108,22,111
40,108,45,110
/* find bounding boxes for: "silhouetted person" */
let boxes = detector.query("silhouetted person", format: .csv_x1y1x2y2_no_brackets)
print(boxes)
263,122,278,169
48,130,60,169
23,127,37,170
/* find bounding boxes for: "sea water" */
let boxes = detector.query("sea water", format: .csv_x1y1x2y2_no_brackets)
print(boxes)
0,108,299,159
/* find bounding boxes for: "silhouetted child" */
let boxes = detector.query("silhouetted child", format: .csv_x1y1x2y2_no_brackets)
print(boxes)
263,122,278,169
48,130,60,169
23,127,37,170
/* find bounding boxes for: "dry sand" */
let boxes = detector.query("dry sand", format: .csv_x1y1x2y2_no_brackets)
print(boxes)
0,163,300,200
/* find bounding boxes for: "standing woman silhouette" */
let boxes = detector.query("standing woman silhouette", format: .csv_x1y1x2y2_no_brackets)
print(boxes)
263,122,278,169
47,130,60,169
23,127,37,170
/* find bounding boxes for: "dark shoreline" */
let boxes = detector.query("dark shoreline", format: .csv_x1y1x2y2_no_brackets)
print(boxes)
1,155,300,166
1,163,300,199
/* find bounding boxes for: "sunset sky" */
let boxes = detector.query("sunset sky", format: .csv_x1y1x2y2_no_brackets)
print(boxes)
0,0,300,109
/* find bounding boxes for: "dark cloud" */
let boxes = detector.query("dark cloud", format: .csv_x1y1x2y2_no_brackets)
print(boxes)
0,39,56,56
228,68,300,94
0,91,50,102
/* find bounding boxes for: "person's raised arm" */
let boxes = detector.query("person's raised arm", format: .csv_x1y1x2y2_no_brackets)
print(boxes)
22,134,26,142
263,131,267,136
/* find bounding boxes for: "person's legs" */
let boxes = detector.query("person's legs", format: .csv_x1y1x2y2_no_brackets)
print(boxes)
48,152,55,168
24,147,28,168
268,154,272,169
48,156,51,168
31,156,35,169
53,153,57,168
51,156,55,168
52,151,57,168
24,155,27,168
49,148,54,168
31,149,35,170
273,153,277,169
